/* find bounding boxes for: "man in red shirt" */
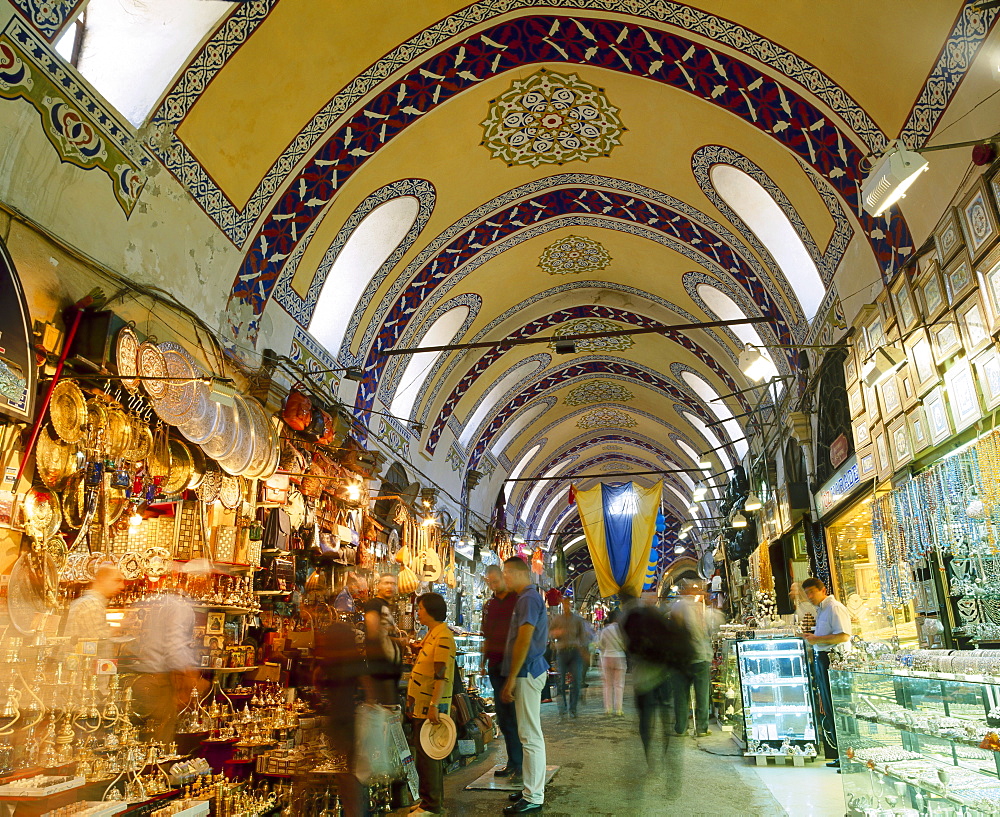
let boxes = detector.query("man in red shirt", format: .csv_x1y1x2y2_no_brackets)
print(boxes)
481,564,522,779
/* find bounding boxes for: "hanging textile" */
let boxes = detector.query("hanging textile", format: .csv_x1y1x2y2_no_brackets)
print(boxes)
575,481,661,598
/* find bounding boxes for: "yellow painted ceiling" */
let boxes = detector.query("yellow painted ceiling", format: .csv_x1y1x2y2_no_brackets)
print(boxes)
152,0,979,531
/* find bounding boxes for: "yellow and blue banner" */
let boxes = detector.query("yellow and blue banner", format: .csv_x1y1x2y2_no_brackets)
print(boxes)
576,481,662,598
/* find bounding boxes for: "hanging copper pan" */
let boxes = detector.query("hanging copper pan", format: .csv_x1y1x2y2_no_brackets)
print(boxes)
162,438,194,496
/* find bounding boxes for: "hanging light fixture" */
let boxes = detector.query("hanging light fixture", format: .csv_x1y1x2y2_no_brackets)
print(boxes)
861,345,907,388
698,454,713,470
861,141,928,216
673,544,686,555
744,491,762,512
731,511,748,529
738,345,778,382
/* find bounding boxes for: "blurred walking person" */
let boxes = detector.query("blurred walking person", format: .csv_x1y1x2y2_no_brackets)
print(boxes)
596,609,626,716
549,597,591,719
481,565,522,780
670,580,723,737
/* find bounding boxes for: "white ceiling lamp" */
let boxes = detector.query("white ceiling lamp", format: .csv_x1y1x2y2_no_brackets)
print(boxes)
680,522,694,534
861,134,1000,217
861,141,928,216
693,485,708,502
673,544,686,554
862,345,907,388
744,491,762,512
731,510,748,529
698,454,713,470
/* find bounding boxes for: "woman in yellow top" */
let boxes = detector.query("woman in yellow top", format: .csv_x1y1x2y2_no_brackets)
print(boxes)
406,592,456,816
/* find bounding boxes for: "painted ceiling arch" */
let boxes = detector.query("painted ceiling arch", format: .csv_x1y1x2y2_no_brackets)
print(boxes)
424,302,754,454
464,357,744,467
205,11,935,350
508,431,691,512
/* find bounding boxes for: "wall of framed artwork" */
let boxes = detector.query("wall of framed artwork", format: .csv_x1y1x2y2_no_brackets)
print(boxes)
877,374,903,420
904,329,939,395
906,404,930,454
930,319,963,365
873,427,891,481
848,382,865,417
852,415,871,449
857,446,876,480
890,274,919,332
976,244,1000,334
896,362,918,412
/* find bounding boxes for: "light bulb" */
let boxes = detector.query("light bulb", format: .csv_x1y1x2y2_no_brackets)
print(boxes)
744,492,762,512
346,484,361,501
731,511,748,529
129,513,143,528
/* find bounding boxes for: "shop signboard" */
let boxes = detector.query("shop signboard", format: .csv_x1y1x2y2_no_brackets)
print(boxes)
814,454,860,516
830,433,849,469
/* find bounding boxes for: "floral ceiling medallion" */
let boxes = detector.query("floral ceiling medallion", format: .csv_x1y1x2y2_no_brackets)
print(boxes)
552,318,634,353
538,234,611,276
481,69,625,167
565,379,635,406
576,407,638,429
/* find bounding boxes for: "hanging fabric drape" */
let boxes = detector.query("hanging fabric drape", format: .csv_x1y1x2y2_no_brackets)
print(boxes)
575,480,662,597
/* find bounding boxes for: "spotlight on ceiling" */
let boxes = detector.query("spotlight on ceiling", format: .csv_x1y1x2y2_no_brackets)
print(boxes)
731,511,748,529
738,345,779,383
862,345,907,388
744,491,762,512
680,522,694,534
344,367,364,382
674,544,686,555
554,339,577,355
698,454,713,470
861,141,928,216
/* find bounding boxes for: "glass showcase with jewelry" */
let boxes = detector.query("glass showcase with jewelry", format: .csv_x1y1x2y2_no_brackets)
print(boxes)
733,637,820,760
832,647,1000,815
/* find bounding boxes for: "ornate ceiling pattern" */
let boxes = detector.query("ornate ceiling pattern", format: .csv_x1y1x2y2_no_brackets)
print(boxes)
538,234,612,276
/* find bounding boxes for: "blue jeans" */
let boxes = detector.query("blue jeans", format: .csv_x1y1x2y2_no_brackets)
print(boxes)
556,649,583,714
488,665,522,772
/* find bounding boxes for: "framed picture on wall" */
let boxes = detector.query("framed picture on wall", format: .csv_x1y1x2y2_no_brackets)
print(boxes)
916,259,947,323
944,357,981,431
887,415,912,470
959,176,1000,262
973,346,1000,410
864,312,886,350
956,292,991,355
931,319,963,366
897,363,918,411
853,416,871,449
907,403,930,454
976,244,1000,334
890,274,919,331
934,207,964,266
923,385,952,445
945,251,976,305
848,382,865,417
857,446,876,480
874,427,891,480
878,374,903,419
904,329,938,394
844,350,858,385
206,612,226,635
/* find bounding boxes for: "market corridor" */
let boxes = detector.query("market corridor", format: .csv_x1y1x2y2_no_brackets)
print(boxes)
425,668,846,816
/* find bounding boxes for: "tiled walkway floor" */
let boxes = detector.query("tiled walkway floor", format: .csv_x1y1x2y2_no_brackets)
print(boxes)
430,669,846,816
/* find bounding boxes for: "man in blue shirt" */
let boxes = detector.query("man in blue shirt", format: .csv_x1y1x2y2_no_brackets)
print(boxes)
500,557,549,814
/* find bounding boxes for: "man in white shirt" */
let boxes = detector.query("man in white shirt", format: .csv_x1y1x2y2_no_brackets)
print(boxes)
801,577,851,767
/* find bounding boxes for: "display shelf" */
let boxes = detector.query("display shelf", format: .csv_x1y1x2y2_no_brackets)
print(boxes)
207,666,259,674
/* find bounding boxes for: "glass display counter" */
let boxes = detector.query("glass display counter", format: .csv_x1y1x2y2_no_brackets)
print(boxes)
832,667,1000,815
713,637,743,736
454,632,485,690
735,637,819,758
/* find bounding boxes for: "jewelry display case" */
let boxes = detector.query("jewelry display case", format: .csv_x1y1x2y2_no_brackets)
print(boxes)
453,633,485,684
713,637,743,736
832,667,1000,815
734,637,819,759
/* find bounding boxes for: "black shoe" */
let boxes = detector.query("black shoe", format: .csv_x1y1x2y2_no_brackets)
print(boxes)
508,792,524,802
504,800,543,814
826,759,840,768
494,767,521,778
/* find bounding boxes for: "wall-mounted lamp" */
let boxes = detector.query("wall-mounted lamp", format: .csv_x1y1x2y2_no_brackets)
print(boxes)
861,133,1000,216
743,491,762,512
861,345,906,388
731,511,748,529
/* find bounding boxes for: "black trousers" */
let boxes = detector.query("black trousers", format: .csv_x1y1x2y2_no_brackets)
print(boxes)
636,676,674,759
489,665,523,772
812,650,838,755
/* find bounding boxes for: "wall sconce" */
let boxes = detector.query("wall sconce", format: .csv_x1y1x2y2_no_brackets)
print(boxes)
731,511,748,529
744,491,762,512
861,345,906,388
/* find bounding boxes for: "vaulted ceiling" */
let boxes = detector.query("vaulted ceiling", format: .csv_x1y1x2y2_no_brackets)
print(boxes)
131,1,999,552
